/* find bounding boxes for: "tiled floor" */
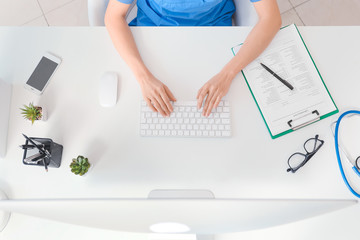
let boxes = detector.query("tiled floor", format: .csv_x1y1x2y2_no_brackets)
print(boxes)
0,0,360,26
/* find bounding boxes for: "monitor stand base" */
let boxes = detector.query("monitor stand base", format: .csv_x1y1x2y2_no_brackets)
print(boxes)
148,190,214,240
196,235,214,240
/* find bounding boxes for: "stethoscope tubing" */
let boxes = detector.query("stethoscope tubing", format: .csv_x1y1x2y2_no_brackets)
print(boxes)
334,110,360,198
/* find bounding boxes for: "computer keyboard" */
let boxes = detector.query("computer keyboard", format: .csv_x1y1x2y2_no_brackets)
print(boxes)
140,100,231,137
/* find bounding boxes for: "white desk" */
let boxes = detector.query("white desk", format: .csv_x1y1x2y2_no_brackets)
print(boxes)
0,26,360,239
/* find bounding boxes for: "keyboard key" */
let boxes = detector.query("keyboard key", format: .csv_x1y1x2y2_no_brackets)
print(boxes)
223,107,230,112
222,131,231,137
220,113,230,118
222,119,230,124
141,124,149,129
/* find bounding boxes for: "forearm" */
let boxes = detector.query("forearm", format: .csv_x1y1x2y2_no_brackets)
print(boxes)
222,18,282,80
105,14,151,83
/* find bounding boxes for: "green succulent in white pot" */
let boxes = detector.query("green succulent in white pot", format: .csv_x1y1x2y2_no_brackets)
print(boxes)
70,156,91,176
20,102,47,124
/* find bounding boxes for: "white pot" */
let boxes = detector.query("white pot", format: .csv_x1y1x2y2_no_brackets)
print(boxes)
39,106,47,121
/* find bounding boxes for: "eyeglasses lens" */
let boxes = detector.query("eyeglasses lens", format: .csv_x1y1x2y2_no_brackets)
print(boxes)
288,153,306,169
304,138,319,153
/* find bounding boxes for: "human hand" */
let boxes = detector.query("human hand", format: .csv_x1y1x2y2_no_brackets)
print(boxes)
139,74,176,117
197,72,233,117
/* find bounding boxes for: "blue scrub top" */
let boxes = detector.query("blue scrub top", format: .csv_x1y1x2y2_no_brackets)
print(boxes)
117,0,260,26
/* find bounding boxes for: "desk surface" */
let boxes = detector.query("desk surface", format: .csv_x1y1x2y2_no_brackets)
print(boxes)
0,26,359,202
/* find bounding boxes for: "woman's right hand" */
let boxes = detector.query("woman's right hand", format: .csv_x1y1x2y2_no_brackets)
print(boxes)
139,74,176,117
105,1,176,117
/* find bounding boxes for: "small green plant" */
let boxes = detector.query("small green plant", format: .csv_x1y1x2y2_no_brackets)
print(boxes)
20,103,42,124
70,156,91,176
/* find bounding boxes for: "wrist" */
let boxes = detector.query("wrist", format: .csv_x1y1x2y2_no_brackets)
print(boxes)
134,65,153,85
220,65,238,83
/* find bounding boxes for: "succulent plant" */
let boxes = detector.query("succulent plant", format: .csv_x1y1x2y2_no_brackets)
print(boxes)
20,103,42,124
70,156,91,176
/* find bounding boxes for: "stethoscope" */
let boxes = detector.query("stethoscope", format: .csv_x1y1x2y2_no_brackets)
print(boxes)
332,110,360,198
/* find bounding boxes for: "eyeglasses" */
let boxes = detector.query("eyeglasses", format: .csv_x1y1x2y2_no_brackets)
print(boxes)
287,135,324,173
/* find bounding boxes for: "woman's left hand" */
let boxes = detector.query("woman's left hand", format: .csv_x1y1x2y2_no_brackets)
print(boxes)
197,71,234,117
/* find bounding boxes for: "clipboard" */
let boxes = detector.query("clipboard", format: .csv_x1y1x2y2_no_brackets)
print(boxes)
232,24,338,139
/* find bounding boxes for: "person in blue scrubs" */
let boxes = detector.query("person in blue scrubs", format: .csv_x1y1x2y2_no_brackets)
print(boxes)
105,0,281,117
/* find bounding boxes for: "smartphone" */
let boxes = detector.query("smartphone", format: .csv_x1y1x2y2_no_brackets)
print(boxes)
24,53,61,95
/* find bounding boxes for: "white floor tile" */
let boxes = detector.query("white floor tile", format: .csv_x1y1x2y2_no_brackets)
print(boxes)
0,0,43,26
277,0,293,14
45,0,89,26
296,0,360,25
38,0,76,14
289,0,309,7
22,16,49,26
281,9,304,27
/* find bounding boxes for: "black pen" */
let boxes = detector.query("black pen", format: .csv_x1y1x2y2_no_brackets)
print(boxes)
43,158,48,172
22,134,51,157
19,144,36,149
19,144,44,150
23,152,46,164
260,63,294,90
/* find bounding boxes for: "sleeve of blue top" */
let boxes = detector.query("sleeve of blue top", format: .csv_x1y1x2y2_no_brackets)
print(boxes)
116,0,134,4
250,0,262,2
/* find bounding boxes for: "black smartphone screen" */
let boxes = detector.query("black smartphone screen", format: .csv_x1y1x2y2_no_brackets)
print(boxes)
26,57,58,91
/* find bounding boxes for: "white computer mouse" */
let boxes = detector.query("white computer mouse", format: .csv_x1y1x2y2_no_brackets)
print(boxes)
99,72,118,107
